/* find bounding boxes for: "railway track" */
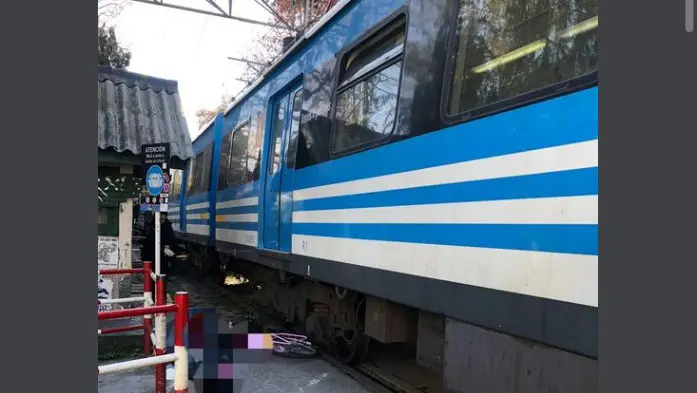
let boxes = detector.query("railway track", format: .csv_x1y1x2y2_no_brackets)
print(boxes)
170,268,440,393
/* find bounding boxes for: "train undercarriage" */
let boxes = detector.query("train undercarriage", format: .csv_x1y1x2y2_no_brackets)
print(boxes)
182,243,598,393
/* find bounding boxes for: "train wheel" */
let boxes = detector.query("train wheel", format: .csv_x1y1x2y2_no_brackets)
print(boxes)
331,296,369,365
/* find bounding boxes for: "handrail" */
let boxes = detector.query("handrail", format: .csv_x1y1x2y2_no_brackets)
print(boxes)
97,261,188,393
98,304,177,320
99,268,145,275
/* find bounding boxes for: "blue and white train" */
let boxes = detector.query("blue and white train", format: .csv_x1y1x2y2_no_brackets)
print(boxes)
169,0,598,390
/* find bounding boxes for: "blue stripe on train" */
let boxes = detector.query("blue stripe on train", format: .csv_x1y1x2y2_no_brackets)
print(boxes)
187,219,210,226
184,193,209,204
293,87,598,190
217,181,260,201
216,205,259,215
294,167,597,211
185,207,211,214
292,223,598,256
216,222,259,231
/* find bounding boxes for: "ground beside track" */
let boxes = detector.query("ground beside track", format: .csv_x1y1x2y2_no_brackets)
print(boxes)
163,269,396,393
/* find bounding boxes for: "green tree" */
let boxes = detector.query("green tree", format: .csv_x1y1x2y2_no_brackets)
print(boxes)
98,25,131,69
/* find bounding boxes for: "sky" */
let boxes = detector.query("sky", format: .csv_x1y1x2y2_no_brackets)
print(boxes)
108,0,275,139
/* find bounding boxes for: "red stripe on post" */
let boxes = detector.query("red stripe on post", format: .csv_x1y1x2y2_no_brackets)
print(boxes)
174,292,189,347
143,261,153,355
143,261,152,294
155,348,166,393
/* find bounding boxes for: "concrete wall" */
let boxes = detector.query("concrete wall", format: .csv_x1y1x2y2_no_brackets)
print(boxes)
443,318,597,393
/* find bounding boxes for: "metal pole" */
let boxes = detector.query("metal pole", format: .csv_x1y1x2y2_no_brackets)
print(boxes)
155,212,161,276
143,261,153,355
173,292,189,393
155,276,167,393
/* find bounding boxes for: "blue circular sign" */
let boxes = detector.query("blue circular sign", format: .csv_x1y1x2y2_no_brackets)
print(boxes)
146,165,165,197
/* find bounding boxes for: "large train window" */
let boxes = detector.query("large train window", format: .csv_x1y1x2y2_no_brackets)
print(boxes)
445,0,598,118
189,144,213,195
331,15,406,155
246,114,263,181
228,122,250,186
217,131,234,190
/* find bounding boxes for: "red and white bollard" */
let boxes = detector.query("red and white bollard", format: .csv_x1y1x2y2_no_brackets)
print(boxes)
173,292,189,393
143,261,153,355
155,275,167,393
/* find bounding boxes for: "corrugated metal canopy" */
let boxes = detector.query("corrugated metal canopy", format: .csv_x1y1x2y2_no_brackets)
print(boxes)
97,66,195,166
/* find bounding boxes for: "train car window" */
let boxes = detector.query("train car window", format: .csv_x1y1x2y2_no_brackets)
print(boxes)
247,113,264,181
285,90,303,169
228,123,250,185
217,131,234,190
445,0,598,117
269,96,289,175
185,155,196,196
331,16,406,155
197,144,214,194
170,169,182,200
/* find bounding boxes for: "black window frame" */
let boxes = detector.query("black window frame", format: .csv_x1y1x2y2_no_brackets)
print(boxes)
226,120,252,188
439,0,599,126
328,9,409,159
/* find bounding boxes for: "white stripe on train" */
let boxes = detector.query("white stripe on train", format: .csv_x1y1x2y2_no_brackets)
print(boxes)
216,197,259,209
186,224,209,236
293,139,598,202
293,195,597,225
291,234,597,308
216,229,257,247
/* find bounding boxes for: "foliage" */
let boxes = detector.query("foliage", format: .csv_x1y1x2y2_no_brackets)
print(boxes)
98,25,132,69
238,0,333,83
195,93,236,130
98,0,130,69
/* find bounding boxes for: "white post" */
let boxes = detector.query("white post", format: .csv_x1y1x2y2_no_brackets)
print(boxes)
155,211,161,276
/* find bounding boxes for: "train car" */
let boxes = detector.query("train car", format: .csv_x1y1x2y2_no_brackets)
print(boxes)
171,0,598,391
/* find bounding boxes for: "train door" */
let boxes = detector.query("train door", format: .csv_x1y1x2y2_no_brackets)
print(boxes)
261,83,302,251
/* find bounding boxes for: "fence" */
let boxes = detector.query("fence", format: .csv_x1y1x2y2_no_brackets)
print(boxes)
97,261,189,393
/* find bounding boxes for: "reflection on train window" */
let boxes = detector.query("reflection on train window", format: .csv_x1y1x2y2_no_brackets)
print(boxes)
333,64,401,153
246,117,263,181
269,96,288,176
186,155,196,196
285,90,303,169
217,131,233,190
170,169,182,200
331,16,406,154
192,144,213,195
228,123,250,186
447,0,598,116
